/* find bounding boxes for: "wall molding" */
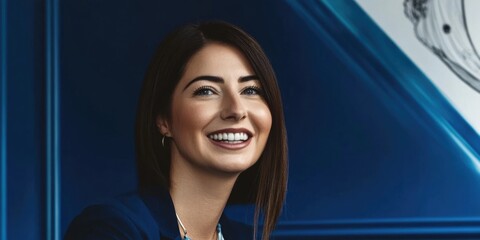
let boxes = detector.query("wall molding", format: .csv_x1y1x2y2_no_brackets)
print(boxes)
1,0,7,238
273,218,480,239
45,0,61,239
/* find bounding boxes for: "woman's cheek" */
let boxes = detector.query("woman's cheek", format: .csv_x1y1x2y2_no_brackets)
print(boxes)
251,103,272,133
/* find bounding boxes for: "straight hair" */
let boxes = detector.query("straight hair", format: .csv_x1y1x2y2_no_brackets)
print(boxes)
135,21,287,240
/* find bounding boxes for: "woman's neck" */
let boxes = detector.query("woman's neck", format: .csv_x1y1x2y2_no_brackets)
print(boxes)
169,153,239,239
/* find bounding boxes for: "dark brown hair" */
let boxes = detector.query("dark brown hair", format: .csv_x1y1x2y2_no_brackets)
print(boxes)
135,21,287,240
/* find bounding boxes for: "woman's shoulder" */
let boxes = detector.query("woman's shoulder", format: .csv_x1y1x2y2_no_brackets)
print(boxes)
65,189,255,240
64,193,160,240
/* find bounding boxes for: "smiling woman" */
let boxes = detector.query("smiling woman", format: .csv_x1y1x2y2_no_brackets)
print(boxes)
64,21,287,240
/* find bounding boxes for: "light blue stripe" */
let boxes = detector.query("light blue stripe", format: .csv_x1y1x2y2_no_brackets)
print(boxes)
1,0,7,238
46,0,60,239
53,0,60,237
54,0,61,234
274,218,480,237
278,216,480,225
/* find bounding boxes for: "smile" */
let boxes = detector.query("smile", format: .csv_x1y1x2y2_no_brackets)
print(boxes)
208,132,249,142
207,128,253,149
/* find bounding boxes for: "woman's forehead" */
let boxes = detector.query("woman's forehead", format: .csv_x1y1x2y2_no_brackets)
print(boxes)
181,43,255,80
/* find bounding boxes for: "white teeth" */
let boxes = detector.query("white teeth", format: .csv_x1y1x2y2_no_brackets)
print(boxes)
242,133,248,140
207,132,250,142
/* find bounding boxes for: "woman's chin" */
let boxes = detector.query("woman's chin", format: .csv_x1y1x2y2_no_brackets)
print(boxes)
208,159,257,176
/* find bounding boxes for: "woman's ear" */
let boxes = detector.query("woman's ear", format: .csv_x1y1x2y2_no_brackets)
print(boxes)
156,115,170,136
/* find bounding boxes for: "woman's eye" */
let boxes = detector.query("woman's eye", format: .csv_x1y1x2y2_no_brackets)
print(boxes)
242,86,263,96
193,87,216,96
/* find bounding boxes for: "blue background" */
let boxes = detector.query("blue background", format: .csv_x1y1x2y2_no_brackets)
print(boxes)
1,0,480,239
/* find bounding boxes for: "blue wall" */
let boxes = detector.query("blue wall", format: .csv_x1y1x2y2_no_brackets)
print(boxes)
2,0,480,239
1,0,45,239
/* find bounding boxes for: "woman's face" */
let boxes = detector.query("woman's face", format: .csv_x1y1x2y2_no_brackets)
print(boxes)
158,43,272,175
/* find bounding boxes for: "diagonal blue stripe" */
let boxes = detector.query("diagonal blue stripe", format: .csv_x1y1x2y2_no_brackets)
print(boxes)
285,0,480,173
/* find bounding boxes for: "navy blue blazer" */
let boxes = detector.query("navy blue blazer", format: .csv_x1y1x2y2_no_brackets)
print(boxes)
64,188,253,240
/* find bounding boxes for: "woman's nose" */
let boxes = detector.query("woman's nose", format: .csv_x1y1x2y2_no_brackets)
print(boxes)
220,92,247,121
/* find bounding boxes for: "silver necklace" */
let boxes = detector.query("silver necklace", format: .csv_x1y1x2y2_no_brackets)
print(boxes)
175,214,225,240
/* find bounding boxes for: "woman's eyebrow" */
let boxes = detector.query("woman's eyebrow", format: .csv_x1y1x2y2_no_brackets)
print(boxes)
239,75,259,82
183,75,222,91
183,75,258,91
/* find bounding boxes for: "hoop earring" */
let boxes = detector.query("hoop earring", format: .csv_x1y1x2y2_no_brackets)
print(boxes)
162,135,166,147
